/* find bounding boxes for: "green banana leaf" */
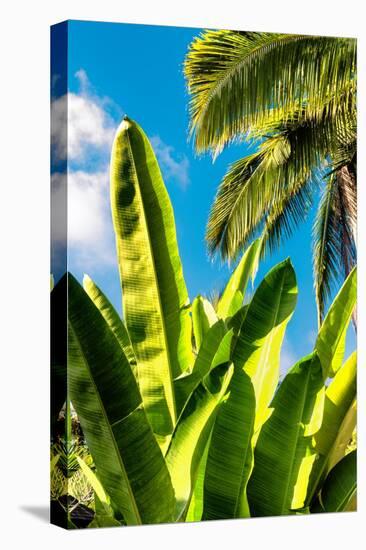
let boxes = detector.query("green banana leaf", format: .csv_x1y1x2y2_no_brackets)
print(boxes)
88,515,122,528
174,320,232,412
227,304,249,336
327,400,356,473
76,457,113,516
51,274,67,435
110,116,193,442
83,274,137,375
192,295,218,350
202,368,256,520
185,433,212,522
202,259,297,520
166,363,234,520
307,352,357,503
247,353,325,517
67,273,175,526
235,258,298,432
216,237,261,319
89,493,123,528
315,267,357,378
319,450,357,512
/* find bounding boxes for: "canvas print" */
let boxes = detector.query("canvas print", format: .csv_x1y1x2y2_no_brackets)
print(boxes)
50,21,357,529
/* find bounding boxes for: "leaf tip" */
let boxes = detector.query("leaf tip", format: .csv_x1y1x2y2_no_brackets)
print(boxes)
83,273,91,288
117,115,133,134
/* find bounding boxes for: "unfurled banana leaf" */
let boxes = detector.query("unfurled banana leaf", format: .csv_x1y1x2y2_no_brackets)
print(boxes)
307,352,356,503
83,274,137,377
166,363,234,520
67,274,175,526
216,237,261,319
110,116,193,442
247,353,325,517
202,259,297,520
315,267,357,378
319,450,356,512
174,320,232,412
192,295,218,350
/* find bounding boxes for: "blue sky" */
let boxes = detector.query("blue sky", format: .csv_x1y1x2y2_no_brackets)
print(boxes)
51,20,356,373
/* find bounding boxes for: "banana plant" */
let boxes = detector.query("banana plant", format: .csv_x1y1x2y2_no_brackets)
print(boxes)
51,117,357,528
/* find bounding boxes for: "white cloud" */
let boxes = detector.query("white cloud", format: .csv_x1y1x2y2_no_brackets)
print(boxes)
51,71,117,270
68,93,115,162
51,71,116,164
51,171,67,244
150,135,190,190
51,95,67,162
51,70,190,274
74,68,89,94
67,170,115,268
51,169,116,270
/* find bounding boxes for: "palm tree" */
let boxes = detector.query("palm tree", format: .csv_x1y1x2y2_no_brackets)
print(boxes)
184,31,356,325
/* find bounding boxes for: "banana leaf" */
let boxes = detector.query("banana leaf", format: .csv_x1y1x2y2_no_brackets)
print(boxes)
327,400,356,473
51,273,67,435
174,320,232,412
166,363,234,520
88,515,122,528
319,450,356,512
68,273,175,525
89,493,122,528
202,259,297,520
83,274,137,375
235,258,298,431
110,116,193,442
202,368,256,520
192,295,218,350
216,237,261,319
315,267,357,378
185,433,212,522
247,353,325,517
307,352,356,503
227,304,249,336
76,457,113,516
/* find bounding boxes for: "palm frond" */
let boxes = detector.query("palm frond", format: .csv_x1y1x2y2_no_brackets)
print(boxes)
262,177,316,255
313,167,356,326
205,109,346,259
335,166,357,322
185,30,356,155
313,176,340,326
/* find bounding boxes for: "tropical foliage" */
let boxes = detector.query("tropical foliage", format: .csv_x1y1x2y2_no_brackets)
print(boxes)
50,118,357,528
184,31,357,324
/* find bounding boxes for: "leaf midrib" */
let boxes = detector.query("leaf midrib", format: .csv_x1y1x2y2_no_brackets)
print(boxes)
124,127,177,425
